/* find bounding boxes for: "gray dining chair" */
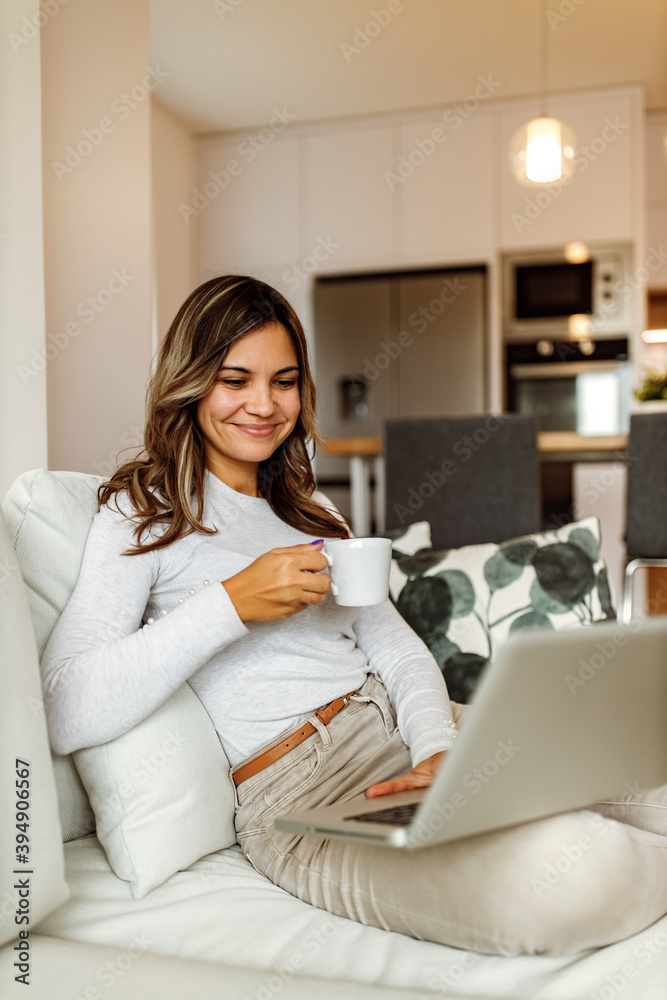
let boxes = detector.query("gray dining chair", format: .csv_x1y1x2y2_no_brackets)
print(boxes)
383,414,541,549
621,412,667,623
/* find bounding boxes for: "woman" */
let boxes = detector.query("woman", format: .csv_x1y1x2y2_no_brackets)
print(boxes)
41,275,667,957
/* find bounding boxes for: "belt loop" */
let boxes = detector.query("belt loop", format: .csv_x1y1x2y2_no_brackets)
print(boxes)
229,763,241,809
310,714,333,750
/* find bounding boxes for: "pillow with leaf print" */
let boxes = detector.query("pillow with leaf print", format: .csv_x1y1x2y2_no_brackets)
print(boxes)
384,520,432,557
389,516,615,705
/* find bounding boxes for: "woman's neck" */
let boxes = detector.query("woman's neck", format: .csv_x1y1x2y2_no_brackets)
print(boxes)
205,461,259,498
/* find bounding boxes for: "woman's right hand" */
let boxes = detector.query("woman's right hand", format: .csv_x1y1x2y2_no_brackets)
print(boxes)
221,541,331,623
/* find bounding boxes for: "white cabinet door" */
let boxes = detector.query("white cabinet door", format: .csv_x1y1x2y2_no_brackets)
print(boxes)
197,136,300,273
306,126,395,266
645,114,667,289
400,114,495,260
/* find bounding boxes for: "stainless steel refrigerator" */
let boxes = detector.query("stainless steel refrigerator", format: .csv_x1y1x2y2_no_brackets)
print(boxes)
312,267,488,511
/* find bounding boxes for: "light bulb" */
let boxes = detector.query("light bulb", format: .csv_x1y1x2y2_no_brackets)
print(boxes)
509,116,577,186
526,118,562,182
569,314,592,339
564,242,589,264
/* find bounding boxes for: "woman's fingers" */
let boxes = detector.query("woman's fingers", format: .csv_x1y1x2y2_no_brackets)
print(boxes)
364,752,447,798
364,771,430,798
274,542,329,571
223,542,333,622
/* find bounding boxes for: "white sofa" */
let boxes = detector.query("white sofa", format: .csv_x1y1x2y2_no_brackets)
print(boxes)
1,469,666,1000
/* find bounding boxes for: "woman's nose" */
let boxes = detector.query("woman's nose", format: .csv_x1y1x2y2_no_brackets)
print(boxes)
245,382,277,414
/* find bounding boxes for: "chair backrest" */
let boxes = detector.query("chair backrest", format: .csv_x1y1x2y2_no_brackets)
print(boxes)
383,414,541,549
625,412,667,559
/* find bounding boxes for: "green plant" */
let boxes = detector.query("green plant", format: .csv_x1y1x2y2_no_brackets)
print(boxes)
634,368,667,402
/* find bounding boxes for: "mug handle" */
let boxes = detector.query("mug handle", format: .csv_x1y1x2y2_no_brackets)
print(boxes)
321,550,338,597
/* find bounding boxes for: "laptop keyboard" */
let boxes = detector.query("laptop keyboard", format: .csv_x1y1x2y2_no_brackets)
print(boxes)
344,802,420,826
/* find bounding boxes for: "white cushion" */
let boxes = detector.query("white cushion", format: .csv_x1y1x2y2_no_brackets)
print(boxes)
0,511,70,946
35,836,667,999
73,684,236,899
2,469,104,842
2,469,238,898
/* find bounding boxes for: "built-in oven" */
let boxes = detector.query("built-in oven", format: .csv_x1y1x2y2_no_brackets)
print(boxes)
505,337,631,434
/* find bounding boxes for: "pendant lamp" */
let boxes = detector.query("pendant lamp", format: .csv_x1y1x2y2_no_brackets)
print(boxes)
510,0,577,185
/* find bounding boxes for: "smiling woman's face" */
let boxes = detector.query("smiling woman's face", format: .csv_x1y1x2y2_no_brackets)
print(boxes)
196,321,302,495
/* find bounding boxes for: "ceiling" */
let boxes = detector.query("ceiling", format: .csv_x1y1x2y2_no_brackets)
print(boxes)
150,0,667,135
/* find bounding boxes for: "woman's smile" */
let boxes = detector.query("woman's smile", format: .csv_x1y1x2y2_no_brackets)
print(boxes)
233,423,281,437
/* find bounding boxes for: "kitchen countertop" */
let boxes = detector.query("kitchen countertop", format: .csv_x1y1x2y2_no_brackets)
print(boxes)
322,432,629,458
319,431,629,535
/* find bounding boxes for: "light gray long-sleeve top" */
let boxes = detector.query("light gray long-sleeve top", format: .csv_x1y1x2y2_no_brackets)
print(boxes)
40,469,458,768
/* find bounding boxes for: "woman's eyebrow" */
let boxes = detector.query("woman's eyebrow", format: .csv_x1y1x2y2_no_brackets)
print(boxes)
218,365,300,374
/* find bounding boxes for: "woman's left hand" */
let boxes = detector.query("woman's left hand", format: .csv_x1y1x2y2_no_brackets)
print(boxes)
364,751,447,798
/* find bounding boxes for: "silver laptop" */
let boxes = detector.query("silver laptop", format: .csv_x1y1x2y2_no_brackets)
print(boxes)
274,617,667,850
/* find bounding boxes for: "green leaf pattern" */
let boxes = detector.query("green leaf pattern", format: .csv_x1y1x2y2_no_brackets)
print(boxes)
389,517,615,704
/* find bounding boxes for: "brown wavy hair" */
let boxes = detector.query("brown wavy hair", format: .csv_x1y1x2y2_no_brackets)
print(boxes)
98,275,351,554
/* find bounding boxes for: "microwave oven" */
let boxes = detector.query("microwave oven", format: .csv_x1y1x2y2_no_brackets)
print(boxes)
503,245,633,342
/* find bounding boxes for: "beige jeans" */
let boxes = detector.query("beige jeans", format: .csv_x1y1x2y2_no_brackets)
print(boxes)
231,672,667,956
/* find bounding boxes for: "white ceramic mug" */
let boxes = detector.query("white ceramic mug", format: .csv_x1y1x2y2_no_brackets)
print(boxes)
322,537,392,607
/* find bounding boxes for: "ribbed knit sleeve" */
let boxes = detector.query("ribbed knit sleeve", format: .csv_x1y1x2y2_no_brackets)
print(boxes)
352,599,459,768
40,501,248,755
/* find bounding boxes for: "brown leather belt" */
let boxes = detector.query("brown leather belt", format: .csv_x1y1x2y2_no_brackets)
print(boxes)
232,691,357,787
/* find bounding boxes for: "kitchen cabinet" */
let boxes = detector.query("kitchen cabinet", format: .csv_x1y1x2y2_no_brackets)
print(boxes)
195,84,644,427
400,114,494,259
645,113,667,289
196,86,642,273
306,125,396,265
197,135,301,273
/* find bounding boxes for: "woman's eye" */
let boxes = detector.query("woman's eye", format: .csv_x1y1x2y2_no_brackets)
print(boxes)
217,377,297,388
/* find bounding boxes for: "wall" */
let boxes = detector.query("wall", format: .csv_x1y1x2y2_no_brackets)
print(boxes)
0,0,47,500
41,0,153,476
151,98,198,349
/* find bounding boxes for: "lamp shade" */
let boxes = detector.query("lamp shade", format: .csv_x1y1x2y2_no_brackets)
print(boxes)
509,116,577,185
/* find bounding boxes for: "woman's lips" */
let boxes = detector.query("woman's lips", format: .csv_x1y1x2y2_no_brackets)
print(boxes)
233,424,278,437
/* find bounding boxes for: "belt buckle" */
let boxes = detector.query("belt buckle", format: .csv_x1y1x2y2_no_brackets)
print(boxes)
317,693,351,726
